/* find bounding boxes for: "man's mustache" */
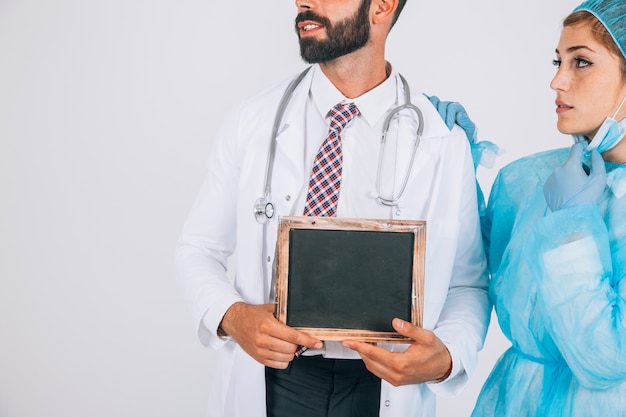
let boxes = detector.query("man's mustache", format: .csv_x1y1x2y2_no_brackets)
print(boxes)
295,10,331,28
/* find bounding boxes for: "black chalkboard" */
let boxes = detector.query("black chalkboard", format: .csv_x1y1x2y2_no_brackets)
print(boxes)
275,216,425,342
287,229,413,332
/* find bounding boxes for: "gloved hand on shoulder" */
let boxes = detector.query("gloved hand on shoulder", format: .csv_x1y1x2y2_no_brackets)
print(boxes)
426,95,477,143
543,142,607,211
425,94,502,170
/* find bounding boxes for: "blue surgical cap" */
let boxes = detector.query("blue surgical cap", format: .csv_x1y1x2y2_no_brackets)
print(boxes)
574,0,626,60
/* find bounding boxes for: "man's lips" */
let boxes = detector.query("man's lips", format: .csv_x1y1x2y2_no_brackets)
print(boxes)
298,20,323,35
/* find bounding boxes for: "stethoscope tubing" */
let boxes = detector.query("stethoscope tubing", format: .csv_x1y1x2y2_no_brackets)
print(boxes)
263,67,312,201
255,67,423,223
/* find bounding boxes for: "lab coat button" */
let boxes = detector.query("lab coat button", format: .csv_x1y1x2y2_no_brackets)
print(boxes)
395,208,401,216
285,195,291,201
267,256,271,263
384,400,390,407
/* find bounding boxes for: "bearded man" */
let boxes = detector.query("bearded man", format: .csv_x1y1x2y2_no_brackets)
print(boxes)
175,1,490,416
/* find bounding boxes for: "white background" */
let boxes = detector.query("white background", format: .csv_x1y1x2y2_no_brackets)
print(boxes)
0,1,580,416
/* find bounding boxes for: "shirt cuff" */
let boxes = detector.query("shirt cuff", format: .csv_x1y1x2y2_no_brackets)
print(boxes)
198,295,244,349
426,344,469,397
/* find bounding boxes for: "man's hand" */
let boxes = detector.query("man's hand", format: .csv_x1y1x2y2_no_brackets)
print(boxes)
342,318,452,386
219,302,323,369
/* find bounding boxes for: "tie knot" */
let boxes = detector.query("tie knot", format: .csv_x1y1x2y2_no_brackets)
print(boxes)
329,102,359,132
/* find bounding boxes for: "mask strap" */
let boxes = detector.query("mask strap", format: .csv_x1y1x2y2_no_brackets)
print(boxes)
611,95,626,119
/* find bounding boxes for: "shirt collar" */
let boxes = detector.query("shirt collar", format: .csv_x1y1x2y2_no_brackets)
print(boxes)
310,64,398,127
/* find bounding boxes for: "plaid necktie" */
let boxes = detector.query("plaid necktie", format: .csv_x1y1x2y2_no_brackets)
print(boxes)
295,102,359,357
303,102,359,217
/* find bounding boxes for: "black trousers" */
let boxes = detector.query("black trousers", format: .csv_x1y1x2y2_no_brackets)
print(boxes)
265,355,381,417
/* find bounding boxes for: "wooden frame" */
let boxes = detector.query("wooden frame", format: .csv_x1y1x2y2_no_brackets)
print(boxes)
275,216,426,343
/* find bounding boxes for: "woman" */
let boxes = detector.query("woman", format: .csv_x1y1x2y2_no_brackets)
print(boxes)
472,0,626,415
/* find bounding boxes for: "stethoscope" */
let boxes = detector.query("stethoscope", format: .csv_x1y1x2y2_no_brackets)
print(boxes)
254,67,424,224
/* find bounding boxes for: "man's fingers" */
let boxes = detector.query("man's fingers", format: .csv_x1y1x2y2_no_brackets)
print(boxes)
392,318,431,343
342,340,374,355
342,340,390,363
266,313,322,350
284,328,323,350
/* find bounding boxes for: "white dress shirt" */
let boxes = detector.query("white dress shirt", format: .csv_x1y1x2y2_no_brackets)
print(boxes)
298,66,421,359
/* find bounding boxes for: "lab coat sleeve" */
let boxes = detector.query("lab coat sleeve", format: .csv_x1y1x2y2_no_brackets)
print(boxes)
174,103,246,350
429,127,491,397
525,203,626,389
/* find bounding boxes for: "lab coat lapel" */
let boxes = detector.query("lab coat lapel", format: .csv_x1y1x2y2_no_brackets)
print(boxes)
271,70,313,215
393,93,451,208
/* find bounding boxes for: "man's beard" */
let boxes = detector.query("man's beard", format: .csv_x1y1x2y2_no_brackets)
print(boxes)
295,0,371,64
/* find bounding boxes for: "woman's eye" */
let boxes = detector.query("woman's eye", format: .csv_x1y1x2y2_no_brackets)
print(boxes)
552,59,561,68
575,58,592,68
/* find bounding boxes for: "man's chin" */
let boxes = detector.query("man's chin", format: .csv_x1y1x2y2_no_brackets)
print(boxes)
299,41,329,64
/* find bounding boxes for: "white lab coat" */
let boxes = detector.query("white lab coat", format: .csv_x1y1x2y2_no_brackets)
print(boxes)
175,66,490,417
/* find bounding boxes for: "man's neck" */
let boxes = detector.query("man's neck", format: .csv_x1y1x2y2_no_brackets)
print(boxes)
318,50,389,99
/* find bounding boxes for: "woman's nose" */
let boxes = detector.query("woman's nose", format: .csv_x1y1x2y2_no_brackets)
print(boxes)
550,68,570,92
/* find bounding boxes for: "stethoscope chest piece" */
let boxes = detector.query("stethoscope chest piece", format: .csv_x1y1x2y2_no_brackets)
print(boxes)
254,196,274,224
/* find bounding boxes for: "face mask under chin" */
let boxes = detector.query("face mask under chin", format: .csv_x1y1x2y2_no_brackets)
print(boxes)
572,95,626,159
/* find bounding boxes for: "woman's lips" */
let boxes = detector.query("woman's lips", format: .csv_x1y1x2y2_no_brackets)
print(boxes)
556,100,573,114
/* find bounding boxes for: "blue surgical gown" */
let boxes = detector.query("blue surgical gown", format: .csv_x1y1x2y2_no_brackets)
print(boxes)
471,148,626,417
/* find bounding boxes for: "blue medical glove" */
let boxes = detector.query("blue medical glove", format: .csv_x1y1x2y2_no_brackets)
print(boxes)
425,95,477,143
543,142,607,211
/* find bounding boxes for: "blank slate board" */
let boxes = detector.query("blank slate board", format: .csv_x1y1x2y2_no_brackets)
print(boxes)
275,216,425,342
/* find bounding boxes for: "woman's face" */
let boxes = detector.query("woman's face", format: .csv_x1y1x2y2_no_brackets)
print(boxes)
550,22,626,139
